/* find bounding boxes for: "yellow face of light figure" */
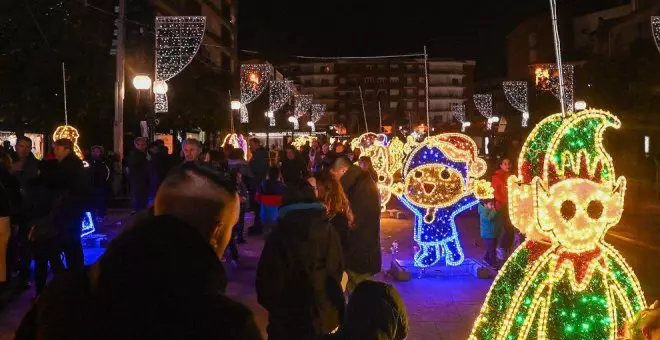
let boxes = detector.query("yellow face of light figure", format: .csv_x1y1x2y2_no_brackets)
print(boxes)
404,164,466,209
537,178,625,252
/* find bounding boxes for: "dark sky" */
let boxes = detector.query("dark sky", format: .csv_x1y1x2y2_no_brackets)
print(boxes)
238,0,625,79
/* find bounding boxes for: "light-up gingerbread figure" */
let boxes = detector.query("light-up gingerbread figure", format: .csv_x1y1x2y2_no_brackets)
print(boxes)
53,125,83,159
470,109,646,340
392,133,492,267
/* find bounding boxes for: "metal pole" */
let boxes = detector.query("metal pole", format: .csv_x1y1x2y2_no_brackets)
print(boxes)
378,100,382,133
62,63,68,125
229,90,234,133
549,0,567,117
114,0,126,160
358,86,368,133
423,46,430,136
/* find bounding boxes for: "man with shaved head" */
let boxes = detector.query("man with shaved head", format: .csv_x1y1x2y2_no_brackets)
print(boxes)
16,164,262,340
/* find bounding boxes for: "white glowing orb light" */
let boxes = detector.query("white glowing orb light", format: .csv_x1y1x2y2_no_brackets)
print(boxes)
574,100,587,111
484,136,490,155
307,121,316,132
153,80,168,94
462,122,471,131
288,116,299,130
231,100,242,110
133,75,152,90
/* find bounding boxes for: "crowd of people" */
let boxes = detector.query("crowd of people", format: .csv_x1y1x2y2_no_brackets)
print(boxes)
0,134,410,340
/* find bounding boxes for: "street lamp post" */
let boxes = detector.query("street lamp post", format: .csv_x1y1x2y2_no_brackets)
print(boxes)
132,74,153,140
230,100,241,133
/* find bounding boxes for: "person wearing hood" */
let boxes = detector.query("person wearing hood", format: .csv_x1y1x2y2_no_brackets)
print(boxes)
330,156,381,293
16,164,262,340
326,280,408,340
256,180,345,340
491,158,513,261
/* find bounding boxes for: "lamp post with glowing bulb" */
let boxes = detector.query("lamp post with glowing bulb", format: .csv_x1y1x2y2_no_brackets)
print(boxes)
230,100,241,133
133,74,154,141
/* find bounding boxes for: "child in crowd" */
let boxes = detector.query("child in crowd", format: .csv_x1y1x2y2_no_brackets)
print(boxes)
477,199,502,268
256,167,285,237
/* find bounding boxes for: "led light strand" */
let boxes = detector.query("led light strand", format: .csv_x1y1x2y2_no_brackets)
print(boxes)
503,81,530,127
474,94,495,129
154,16,206,113
653,17,660,54
240,64,273,123
533,64,575,114
53,125,83,159
222,133,248,160
294,94,313,118
267,80,293,126
392,133,492,267
310,103,326,124
451,103,470,132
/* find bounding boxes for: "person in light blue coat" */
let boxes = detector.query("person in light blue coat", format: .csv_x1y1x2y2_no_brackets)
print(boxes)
477,199,503,267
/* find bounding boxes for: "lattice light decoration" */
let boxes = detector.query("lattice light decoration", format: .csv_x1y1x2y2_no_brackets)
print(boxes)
294,94,313,118
310,104,326,124
470,109,647,340
240,64,273,123
451,103,470,132
474,94,497,130
533,64,575,114
503,81,530,127
154,16,206,113
652,17,660,54
391,134,493,267
267,80,293,126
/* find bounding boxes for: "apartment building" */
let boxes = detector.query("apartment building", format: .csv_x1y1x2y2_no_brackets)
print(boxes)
280,58,475,132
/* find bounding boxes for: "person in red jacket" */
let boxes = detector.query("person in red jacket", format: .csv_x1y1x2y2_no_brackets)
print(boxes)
491,158,513,261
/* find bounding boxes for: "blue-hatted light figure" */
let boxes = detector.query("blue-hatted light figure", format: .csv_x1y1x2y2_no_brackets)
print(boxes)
81,211,95,237
391,134,493,267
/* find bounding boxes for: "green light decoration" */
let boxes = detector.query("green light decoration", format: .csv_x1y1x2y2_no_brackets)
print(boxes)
469,109,647,340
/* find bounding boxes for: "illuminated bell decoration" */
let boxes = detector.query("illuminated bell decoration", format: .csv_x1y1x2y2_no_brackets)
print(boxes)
652,16,660,54
222,133,248,160
503,81,530,127
53,125,83,159
391,133,493,267
469,109,646,340
240,64,273,123
268,80,294,127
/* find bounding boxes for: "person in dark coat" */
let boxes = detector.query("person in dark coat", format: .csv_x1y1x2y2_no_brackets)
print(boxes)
248,138,269,235
15,164,262,340
331,156,381,293
50,138,91,271
148,141,170,198
127,137,149,213
90,146,110,221
280,145,309,185
256,180,345,340
326,280,408,340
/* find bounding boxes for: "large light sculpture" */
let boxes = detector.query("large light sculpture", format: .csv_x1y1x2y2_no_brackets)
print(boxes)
391,134,493,267
294,94,313,119
154,16,206,114
503,81,530,127
240,64,273,123
470,109,646,340
310,103,326,125
351,133,395,211
267,80,293,126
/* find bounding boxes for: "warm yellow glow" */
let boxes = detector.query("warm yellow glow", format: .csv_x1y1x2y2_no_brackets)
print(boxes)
132,75,152,90
535,67,550,86
291,135,317,149
53,125,83,159
222,133,248,160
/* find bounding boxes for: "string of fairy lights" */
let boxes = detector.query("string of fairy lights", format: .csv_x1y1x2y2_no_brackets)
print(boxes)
154,16,206,114
451,103,470,132
652,17,660,54
240,64,273,123
502,81,529,127
310,104,326,132
267,80,293,126
474,94,496,130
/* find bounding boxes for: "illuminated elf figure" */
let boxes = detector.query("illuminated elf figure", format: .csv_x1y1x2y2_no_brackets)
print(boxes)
392,133,492,267
470,109,646,340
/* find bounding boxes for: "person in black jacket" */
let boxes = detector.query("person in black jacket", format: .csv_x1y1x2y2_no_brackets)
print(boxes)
256,180,345,340
0,153,21,290
51,139,92,271
16,164,262,340
331,156,381,293
90,146,110,221
326,280,408,340
280,145,308,185
248,138,269,235
127,137,149,213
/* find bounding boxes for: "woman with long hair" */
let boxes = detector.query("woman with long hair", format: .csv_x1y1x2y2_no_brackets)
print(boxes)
315,171,353,277
358,156,378,182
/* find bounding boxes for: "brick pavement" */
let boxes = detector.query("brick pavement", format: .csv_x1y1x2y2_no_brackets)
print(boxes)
0,209,494,340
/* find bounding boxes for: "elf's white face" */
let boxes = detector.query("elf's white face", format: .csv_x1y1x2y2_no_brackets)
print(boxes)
537,178,625,252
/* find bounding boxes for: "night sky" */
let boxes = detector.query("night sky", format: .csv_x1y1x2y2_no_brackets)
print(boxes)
238,0,626,79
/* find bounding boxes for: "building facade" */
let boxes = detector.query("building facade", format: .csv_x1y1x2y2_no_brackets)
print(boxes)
280,59,475,133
